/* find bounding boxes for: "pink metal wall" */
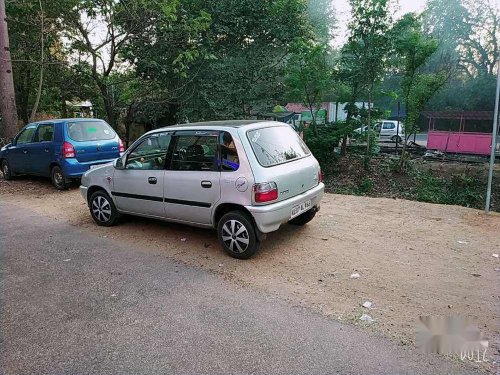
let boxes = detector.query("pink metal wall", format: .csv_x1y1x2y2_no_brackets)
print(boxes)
427,131,493,155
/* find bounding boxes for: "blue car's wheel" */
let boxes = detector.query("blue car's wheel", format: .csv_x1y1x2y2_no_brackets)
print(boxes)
51,166,67,190
2,160,12,180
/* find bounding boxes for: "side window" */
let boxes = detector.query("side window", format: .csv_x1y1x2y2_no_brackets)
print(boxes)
34,124,54,142
220,131,240,171
171,135,218,171
125,132,171,170
383,122,395,130
16,125,37,144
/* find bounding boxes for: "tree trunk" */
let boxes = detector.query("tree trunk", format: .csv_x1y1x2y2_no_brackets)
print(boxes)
29,0,44,123
96,81,116,128
0,0,19,138
366,88,372,156
124,103,134,148
61,96,68,118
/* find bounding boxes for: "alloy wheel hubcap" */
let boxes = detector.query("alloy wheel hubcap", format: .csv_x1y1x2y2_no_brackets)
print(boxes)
54,172,63,185
92,196,112,222
3,163,8,175
221,219,249,253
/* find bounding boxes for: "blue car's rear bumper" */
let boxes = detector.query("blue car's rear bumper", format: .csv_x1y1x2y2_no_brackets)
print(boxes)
61,158,116,178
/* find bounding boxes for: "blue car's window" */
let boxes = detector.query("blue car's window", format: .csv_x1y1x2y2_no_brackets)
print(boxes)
34,124,54,142
67,121,115,142
16,125,37,144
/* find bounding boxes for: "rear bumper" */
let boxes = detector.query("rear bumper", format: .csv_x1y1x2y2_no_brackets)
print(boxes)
80,185,89,203
62,158,116,177
246,183,324,233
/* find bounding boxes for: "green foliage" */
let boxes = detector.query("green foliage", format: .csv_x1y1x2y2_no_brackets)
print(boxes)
285,43,332,133
302,126,340,166
414,170,484,208
354,177,374,195
340,0,392,158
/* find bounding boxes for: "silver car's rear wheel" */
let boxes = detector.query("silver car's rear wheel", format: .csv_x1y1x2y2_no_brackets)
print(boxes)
221,219,250,253
217,211,259,259
89,190,119,226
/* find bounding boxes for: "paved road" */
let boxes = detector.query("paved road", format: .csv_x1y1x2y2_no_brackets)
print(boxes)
0,203,479,375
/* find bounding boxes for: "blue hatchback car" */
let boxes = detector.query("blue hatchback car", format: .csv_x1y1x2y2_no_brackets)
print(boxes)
0,118,124,189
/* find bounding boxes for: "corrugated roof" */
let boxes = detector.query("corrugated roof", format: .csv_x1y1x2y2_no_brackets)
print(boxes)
285,103,329,113
422,111,494,120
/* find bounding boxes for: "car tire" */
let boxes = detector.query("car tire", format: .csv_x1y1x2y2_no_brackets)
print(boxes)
217,211,260,259
89,190,120,227
391,135,403,143
1,160,13,180
51,166,68,190
289,208,317,226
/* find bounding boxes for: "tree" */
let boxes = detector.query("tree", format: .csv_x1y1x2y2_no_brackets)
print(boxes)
424,0,499,78
392,14,450,171
421,0,499,111
285,43,332,135
7,0,79,123
0,0,18,138
62,0,150,129
122,0,312,124
344,0,392,159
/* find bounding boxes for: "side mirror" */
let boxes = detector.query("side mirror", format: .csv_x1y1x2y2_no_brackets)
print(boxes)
9,137,15,145
114,156,126,170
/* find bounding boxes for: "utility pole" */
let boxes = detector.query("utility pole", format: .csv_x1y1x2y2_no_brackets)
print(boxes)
485,53,500,213
0,0,18,139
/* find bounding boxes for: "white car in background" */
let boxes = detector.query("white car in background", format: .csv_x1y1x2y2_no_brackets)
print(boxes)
354,120,405,143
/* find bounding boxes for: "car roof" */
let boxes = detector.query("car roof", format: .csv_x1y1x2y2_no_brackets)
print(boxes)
34,118,106,125
151,120,288,134
157,120,268,130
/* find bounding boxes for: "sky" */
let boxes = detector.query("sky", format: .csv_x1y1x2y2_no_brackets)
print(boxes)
332,0,428,46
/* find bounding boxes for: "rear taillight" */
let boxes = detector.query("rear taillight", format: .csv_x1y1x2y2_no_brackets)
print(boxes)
62,141,75,158
318,169,324,183
254,182,278,203
119,138,125,152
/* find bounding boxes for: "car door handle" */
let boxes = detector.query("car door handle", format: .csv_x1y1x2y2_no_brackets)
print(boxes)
201,180,212,188
148,177,157,184
44,148,49,153
22,149,28,154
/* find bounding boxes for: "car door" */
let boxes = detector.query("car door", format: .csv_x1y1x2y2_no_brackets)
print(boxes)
112,132,172,217
164,131,221,225
9,124,38,173
31,123,55,176
380,122,395,138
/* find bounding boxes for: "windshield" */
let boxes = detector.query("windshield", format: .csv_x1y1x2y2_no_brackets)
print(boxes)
247,126,310,167
67,121,116,142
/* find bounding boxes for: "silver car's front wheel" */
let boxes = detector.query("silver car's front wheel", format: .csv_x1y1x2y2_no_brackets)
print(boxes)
89,191,119,226
217,211,259,259
92,196,112,223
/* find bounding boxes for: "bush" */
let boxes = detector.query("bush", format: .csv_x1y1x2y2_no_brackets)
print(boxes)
414,170,484,208
303,126,340,166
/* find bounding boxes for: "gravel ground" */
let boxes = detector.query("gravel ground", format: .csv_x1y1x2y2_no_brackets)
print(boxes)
1,176,499,372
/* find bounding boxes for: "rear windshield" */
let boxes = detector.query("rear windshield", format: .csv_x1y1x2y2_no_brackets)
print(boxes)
247,126,310,167
67,121,116,142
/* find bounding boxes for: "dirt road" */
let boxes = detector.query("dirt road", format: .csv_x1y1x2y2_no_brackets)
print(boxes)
1,177,499,372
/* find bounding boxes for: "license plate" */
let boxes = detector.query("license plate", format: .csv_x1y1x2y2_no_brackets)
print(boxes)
291,199,312,219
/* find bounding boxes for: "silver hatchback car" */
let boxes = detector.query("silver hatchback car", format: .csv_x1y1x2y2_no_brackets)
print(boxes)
80,120,324,258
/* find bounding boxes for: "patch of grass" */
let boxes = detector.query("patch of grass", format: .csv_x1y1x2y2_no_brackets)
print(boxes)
354,177,374,195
